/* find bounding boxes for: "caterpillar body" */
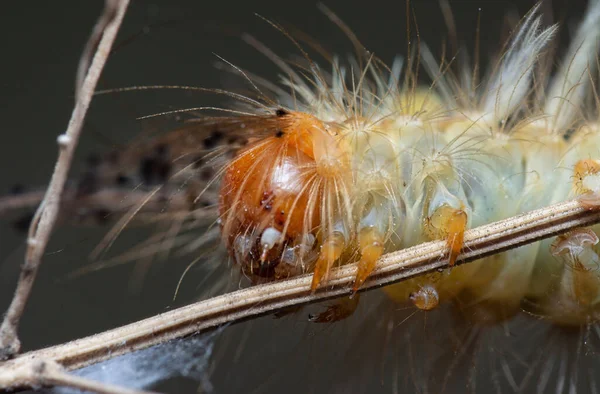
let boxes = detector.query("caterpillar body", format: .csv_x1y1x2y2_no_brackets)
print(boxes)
5,0,600,392
211,0,600,325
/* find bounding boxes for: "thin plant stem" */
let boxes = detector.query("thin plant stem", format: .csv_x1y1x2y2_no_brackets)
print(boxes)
0,0,130,365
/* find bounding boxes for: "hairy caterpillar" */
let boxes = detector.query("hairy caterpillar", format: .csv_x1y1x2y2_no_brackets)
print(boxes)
4,0,600,392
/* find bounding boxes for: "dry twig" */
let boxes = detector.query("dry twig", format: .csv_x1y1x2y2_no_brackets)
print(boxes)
0,358,155,394
1,196,599,392
0,0,130,361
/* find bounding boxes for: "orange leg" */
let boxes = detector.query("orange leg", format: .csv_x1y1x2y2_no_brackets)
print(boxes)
446,209,467,267
425,204,467,267
353,227,384,292
311,232,345,292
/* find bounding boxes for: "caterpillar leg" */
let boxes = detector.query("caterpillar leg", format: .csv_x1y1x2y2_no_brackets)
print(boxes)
446,208,467,267
308,294,360,323
426,204,468,267
311,232,346,291
353,227,385,292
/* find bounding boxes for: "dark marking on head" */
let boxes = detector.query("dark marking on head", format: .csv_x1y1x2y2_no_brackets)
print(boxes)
275,210,285,226
275,129,285,138
261,191,274,211
276,108,289,117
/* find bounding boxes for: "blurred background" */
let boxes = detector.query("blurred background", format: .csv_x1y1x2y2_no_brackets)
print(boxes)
0,0,596,393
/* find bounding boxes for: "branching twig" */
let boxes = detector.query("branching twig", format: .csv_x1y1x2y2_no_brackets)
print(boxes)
0,0,130,361
1,196,599,392
0,359,156,394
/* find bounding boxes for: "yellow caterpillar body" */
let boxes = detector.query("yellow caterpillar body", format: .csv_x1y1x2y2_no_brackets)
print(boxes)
215,1,600,326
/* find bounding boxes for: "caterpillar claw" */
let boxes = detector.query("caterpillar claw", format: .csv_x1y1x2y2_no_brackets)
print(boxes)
353,227,384,292
446,208,467,267
424,204,468,267
311,232,346,292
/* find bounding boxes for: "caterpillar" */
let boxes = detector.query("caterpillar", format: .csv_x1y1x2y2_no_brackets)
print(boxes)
3,0,600,392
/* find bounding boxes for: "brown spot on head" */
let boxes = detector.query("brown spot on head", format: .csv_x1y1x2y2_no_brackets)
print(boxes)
275,210,285,227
